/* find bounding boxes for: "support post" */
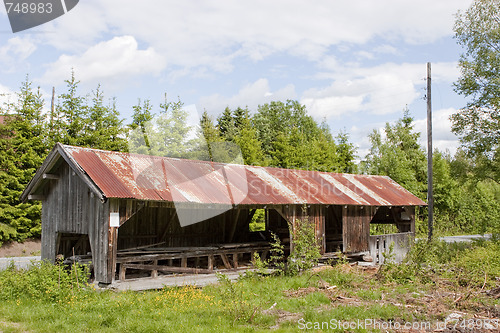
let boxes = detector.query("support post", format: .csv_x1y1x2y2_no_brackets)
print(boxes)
427,62,433,241
108,199,119,282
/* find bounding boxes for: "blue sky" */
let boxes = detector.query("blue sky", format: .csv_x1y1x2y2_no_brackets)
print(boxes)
0,0,473,159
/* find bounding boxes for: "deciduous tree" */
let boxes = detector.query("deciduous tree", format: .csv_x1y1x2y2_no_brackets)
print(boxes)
452,0,500,181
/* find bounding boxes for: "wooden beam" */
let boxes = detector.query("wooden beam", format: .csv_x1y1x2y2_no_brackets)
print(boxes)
233,253,238,268
28,194,45,201
158,209,177,242
42,173,59,180
151,260,158,278
220,254,232,269
122,263,213,274
181,255,187,268
207,255,214,271
108,199,119,282
119,265,127,281
227,208,242,243
275,206,297,252
120,200,144,226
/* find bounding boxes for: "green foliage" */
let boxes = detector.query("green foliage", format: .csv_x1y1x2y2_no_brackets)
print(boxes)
363,109,427,199
0,74,131,242
253,100,355,171
287,213,321,275
253,232,286,274
0,223,16,246
452,0,500,181
0,261,90,303
249,209,265,232
449,240,500,287
81,87,127,151
379,239,500,288
196,110,221,161
128,96,198,160
49,73,127,151
0,78,47,243
215,273,256,324
453,180,500,234
212,107,265,165
153,97,194,158
0,252,497,332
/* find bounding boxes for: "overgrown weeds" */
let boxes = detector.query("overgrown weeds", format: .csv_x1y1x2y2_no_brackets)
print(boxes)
253,207,321,276
0,260,90,303
0,240,497,332
379,238,500,288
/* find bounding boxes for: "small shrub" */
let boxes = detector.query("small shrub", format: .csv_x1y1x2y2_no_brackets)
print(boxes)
215,273,256,324
251,232,286,274
287,215,321,275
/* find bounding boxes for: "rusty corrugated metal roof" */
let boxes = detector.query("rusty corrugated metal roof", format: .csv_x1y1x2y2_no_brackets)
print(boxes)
64,145,426,207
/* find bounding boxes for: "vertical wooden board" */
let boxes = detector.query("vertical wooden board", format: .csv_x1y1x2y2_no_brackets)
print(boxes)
315,205,326,254
41,189,55,262
343,206,376,253
408,206,416,234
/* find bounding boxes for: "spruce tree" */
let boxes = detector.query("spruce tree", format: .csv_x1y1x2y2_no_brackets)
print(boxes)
0,78,48,244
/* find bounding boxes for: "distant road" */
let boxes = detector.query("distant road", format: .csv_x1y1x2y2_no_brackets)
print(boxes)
0,256,41,271
439,234,492,243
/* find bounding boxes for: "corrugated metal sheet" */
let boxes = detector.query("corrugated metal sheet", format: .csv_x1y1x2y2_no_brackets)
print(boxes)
65,145,426,207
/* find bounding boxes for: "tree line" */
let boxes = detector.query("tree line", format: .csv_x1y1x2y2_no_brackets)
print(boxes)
0,74,357,244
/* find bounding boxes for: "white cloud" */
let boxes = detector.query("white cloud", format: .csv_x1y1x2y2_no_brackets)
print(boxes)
352,108,460,160
198,78,296,114
414,107,460,154
39,36,166,88
303,95,365,118
302,62,459,119
34,0,471,73
0,37,36,72
373,44,399,55
0,84,16,107
40,2,109,52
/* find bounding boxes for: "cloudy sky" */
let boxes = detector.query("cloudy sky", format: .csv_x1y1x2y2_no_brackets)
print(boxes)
0,0,473,159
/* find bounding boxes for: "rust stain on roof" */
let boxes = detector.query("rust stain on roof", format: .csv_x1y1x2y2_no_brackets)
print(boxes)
64,145,426,207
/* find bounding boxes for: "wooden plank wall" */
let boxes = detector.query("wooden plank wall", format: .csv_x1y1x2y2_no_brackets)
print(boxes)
274,205,326,254
41,163,106,263
342,206,376,253
324,205,343,253
116,203,254,250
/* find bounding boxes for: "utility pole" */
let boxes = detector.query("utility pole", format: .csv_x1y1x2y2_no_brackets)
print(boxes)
427,62,433,241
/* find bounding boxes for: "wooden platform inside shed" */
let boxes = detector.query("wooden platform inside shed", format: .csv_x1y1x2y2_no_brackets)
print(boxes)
114,242,270,281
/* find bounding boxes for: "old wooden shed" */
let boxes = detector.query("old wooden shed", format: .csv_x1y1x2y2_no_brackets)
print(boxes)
21,144,426,284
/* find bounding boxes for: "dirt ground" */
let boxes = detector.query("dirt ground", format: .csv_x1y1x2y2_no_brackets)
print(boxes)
0,239,41,257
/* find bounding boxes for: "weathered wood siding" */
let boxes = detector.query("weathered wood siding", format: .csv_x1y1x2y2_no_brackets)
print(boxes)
40,163,111,283
324,205,343,252
369,232,413,264
342,206,376,253
116,201,255,250
274,205,325,254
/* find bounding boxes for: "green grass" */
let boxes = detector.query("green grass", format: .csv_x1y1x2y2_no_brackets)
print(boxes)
0,240,498,332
